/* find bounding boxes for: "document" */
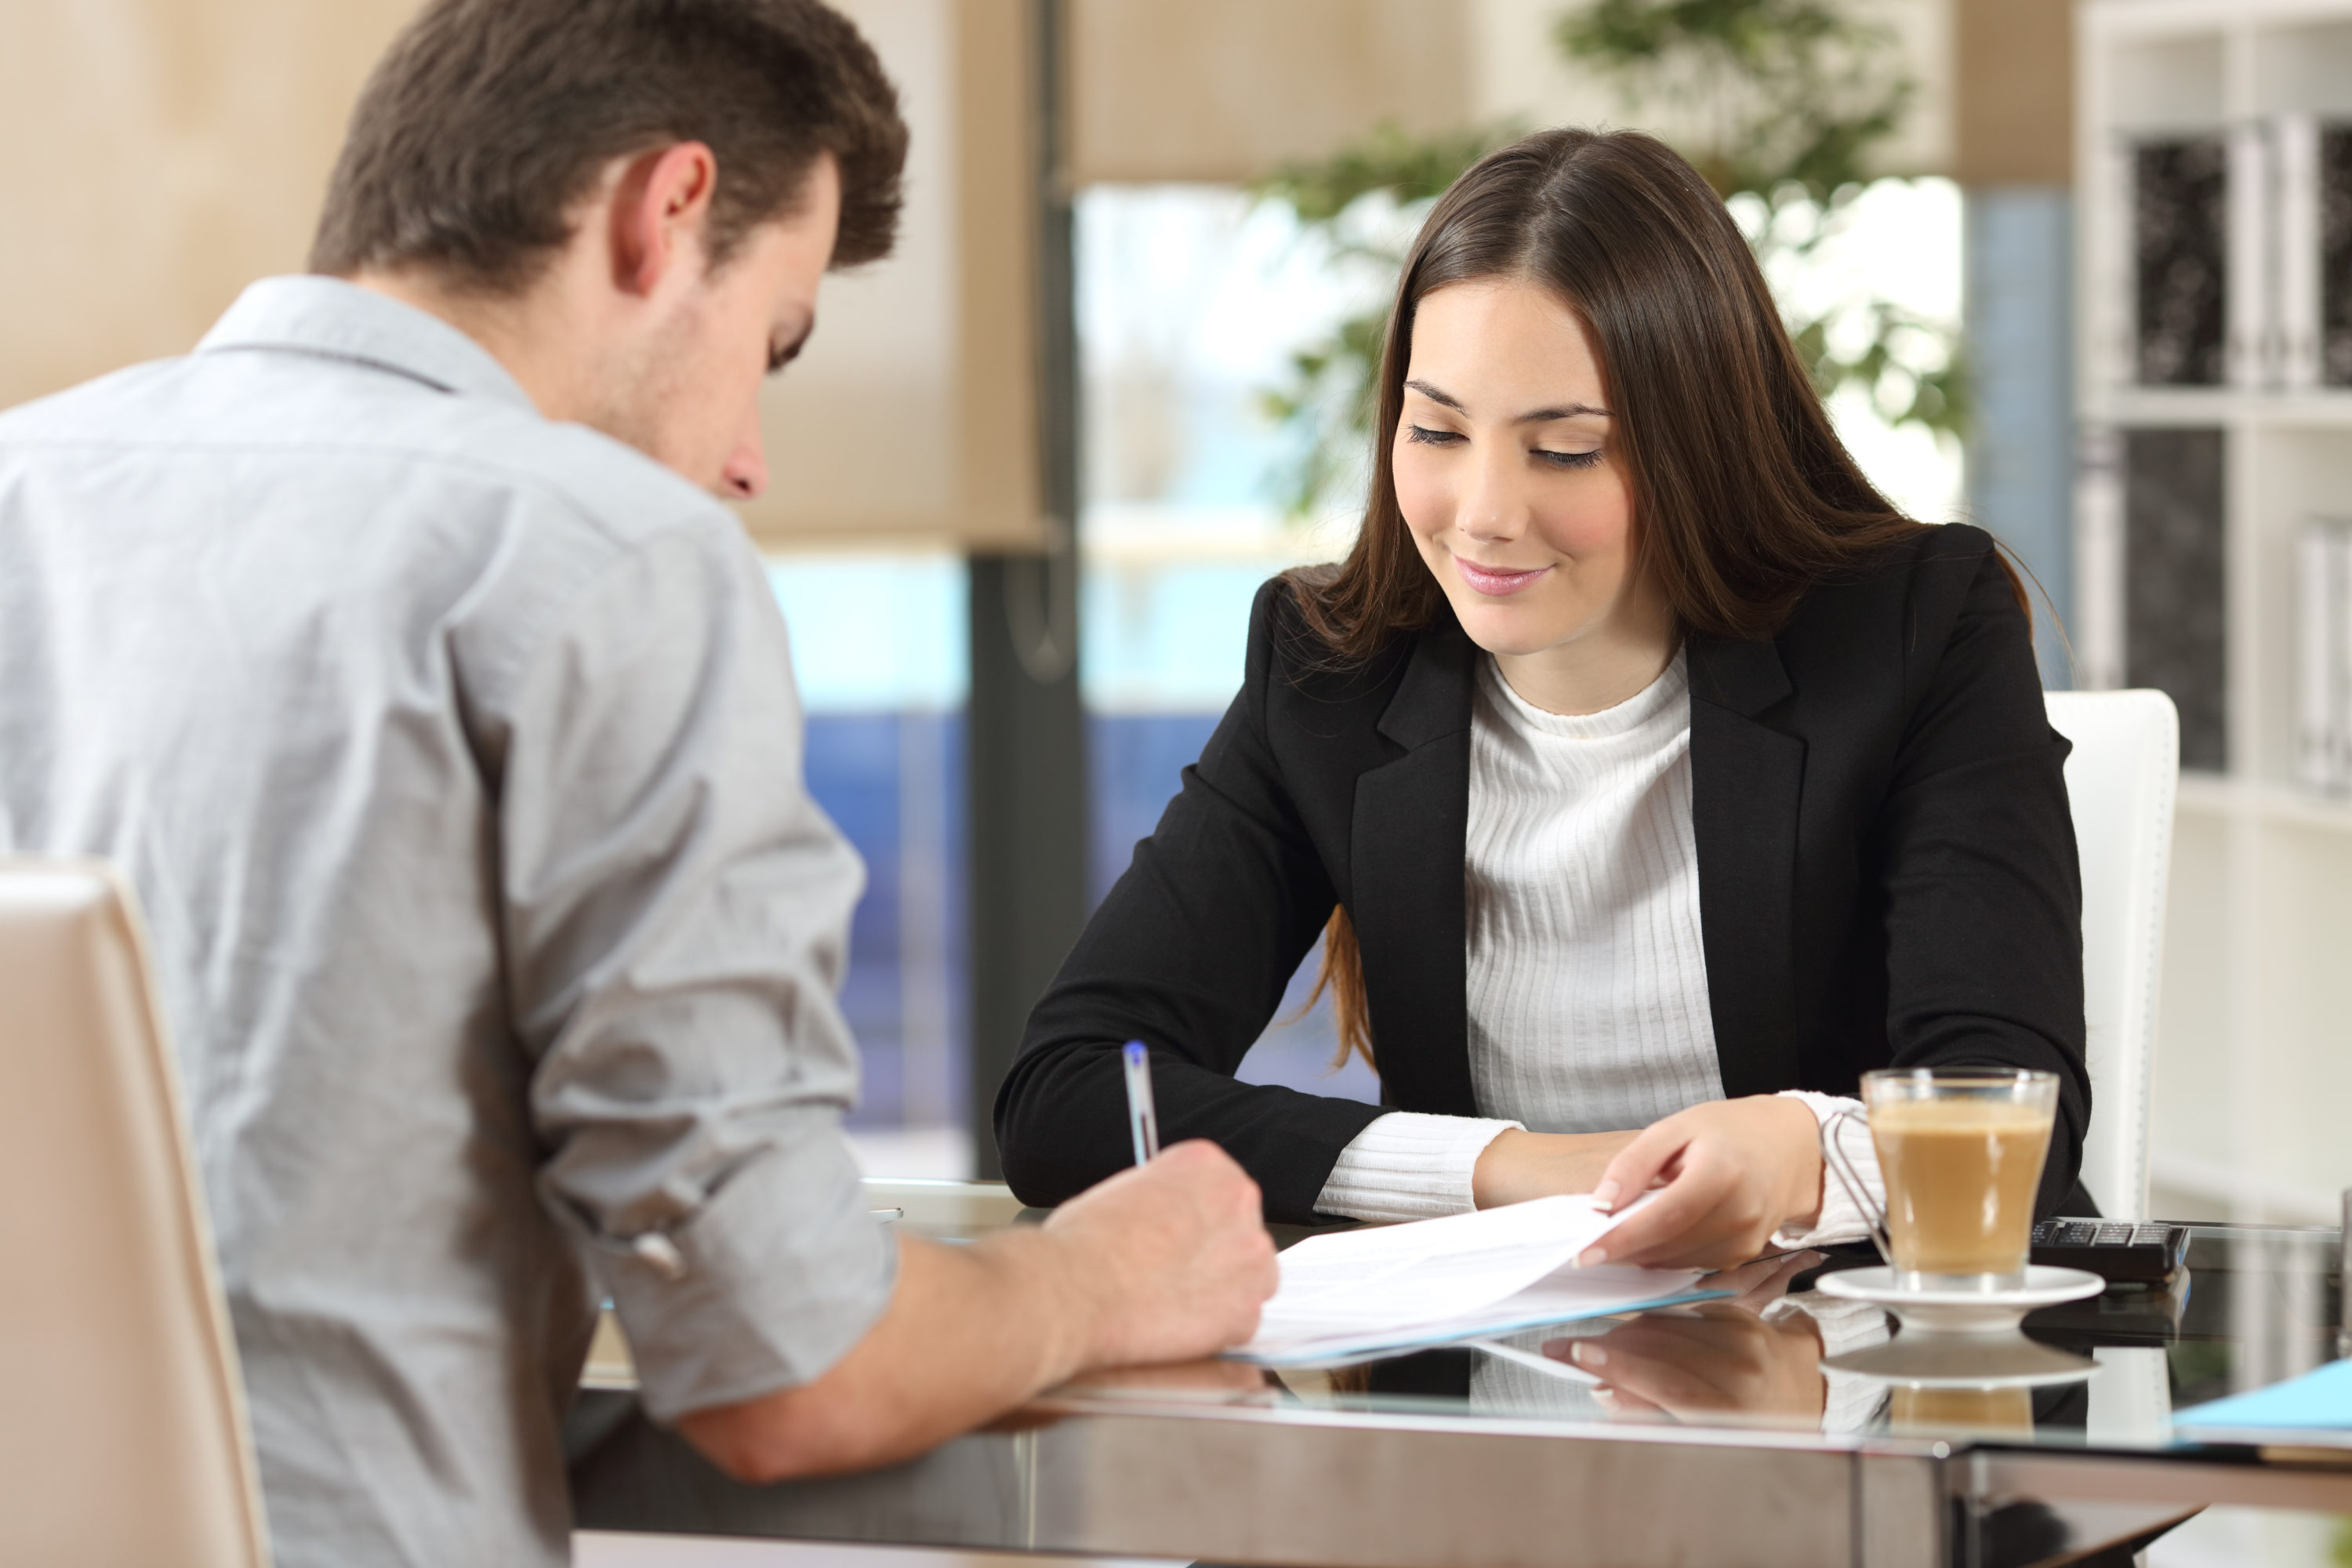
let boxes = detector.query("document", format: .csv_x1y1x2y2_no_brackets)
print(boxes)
1232,1193,1726,1364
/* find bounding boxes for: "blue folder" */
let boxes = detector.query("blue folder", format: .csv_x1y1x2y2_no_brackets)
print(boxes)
2172,1358,2352,1437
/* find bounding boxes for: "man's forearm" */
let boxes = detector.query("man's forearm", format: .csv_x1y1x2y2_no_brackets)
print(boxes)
676,1229,1097,1483
673,1139,1276,1484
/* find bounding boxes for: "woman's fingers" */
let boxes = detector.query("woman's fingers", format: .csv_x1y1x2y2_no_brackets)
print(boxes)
1584,1099,1822,1270
1584,1145,1738,1265
1722,1250,1823,1312
1580,1120,1697,1263
1567,1334,1730,1414
1591,1118,1688,1214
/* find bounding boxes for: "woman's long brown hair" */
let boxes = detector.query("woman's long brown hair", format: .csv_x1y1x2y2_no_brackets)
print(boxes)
1292,127,2021,1072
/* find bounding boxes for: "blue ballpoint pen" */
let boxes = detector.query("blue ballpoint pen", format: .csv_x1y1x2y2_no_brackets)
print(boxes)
1121,1039,1160,1165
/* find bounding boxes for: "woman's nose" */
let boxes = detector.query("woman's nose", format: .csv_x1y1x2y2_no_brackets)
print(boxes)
1455,445,1527,543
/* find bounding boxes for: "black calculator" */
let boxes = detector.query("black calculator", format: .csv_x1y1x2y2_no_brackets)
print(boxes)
2031,1218,2190,1285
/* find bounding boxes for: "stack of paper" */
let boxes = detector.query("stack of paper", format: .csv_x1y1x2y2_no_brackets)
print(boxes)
2173,1359,2352,1443
1232,1193,1724,1365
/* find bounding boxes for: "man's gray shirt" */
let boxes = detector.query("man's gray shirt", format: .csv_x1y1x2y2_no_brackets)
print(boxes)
0,277,898,1566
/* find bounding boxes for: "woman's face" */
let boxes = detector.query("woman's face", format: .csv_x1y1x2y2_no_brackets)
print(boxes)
1392,277,1646,665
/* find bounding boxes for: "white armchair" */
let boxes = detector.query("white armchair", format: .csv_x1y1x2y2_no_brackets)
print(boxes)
2044,690,2180,1222
0,859,268,1567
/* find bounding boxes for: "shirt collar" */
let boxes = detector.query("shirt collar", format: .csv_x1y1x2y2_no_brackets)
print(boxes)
196,275,538,412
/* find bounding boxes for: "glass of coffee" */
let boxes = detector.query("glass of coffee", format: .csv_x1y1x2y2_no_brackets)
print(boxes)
1845,1068,2059,1294
1889,1383,2034,1436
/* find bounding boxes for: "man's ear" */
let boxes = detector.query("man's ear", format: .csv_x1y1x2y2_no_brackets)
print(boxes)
607,142,719,298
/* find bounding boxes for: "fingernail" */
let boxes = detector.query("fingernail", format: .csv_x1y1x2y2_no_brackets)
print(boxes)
1578,1247,1606,1267
1592,1180,1620,1208
1570,1341,1605,1368
1592,1387,1619,1408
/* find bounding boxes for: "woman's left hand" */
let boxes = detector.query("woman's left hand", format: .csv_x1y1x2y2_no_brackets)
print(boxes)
1576,1096,1824,1271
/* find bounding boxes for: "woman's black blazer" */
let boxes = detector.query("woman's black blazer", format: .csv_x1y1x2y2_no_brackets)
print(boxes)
996,524,2091,1226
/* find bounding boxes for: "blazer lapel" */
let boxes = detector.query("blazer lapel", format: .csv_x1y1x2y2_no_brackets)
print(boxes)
1685,633,1806,1100
1348,618,1479,1116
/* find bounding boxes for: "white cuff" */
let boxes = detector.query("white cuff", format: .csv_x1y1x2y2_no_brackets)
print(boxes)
1769,1091,1882,1250
1313,1112,1523,1222
1766,1294,1894,1433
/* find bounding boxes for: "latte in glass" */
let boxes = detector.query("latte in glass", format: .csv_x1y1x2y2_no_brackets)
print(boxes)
1860,1069,2059,1293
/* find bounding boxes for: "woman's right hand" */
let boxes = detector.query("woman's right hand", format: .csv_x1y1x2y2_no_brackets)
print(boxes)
1548,1300,1828,1425
1471,1127,1641,1207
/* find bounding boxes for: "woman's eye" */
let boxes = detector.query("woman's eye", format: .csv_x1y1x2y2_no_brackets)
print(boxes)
1535,448,1604,470
1405,424,1464,446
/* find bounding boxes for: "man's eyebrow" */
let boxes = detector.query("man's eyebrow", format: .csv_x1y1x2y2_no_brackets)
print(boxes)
768,317,816,372
1403,378,1610,422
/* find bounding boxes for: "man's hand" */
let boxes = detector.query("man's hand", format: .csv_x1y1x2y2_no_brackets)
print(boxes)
1577,1096,1824,1271
1469,1127,1641,1208
676,1138,1274,1484
1041,1138,1279,1368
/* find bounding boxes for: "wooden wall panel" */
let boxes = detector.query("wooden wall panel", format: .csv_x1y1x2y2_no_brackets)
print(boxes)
1955,0,2074,185
0,0,1047,551
739,0,1045,550
0,0,421,411
1068,0,1472,185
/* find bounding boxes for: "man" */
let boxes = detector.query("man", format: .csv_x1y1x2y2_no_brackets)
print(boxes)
0,2,1275,1564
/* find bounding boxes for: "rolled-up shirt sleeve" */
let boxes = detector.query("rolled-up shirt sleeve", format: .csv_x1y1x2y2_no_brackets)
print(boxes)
492,515,895,1423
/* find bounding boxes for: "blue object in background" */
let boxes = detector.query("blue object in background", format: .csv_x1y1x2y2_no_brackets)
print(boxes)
802,713,967,1131
1082,557,1270,712
1965,187,2075,690
777,553,1379,1134
1091,710,1380,1105
2174,1358,2352,1435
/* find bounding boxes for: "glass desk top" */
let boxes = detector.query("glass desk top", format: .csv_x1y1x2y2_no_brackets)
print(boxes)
569,1182,2352,1568
1039,1221,2345,1454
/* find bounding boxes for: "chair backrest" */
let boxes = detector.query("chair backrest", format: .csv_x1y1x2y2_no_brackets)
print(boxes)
2042,691,2180,1221
0,859,269,1567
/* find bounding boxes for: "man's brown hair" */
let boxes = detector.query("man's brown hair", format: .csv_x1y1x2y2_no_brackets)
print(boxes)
310,0,908,290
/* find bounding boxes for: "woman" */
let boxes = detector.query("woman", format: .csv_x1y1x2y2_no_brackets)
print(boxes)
995,128,2089,1269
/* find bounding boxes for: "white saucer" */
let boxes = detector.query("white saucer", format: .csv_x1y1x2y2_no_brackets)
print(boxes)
1822,1333,2096,1388
1813,1265,2104,1334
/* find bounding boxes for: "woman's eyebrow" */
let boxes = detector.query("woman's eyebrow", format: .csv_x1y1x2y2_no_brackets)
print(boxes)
1403,378,1466,411
1402,379,1610,423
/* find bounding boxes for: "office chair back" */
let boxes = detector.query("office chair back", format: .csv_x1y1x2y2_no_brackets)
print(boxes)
0,859,270,1567
2044,691,2180,1221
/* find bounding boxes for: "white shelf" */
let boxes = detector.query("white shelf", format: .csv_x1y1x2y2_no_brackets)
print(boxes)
2150,1151,2346,1225
2082,0,2352,1225
2085,389,2352,428
2092,0,2352,48
2173,772,2352,833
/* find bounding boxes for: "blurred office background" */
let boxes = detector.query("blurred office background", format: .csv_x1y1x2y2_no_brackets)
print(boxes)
5,0,2347,1241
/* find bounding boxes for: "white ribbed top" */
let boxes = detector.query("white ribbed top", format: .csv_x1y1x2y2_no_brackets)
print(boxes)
1312,651,1878,1243
1462,650,1723,1129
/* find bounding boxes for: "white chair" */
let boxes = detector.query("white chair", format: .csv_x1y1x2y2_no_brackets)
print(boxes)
2044,690,2180,1222
0,859,269,1568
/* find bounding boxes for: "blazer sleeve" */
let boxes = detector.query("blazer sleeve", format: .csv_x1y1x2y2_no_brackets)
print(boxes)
1879,539,2091,1217
994,580,1387,1222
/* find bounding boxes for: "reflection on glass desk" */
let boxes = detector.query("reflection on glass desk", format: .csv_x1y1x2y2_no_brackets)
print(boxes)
568,1181,2352,1568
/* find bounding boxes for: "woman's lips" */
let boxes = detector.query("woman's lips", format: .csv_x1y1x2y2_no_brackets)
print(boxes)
1454,557,1551,597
